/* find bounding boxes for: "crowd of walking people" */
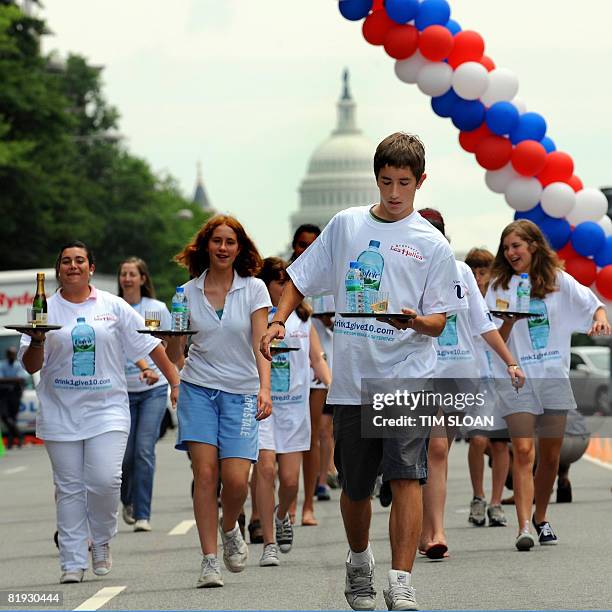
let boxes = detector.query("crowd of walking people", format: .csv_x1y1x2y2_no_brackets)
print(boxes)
15,132,610,610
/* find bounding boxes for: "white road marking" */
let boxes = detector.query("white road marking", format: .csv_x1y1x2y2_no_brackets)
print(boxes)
73,586,126,611
2,466,27,475
583,454,612,471
168,519,196,535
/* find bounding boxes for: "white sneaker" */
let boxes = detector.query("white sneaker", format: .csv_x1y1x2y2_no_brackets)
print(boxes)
91,542,112,576
344,552,376,611
196,555,224,588
218,519,248,573
122,504,135,526
134,519,152,532
60,569,84,584
383,571,418,611
259,543,280,567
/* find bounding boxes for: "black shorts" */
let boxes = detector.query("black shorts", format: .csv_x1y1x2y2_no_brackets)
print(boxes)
322,403,334,416
332,404,429,501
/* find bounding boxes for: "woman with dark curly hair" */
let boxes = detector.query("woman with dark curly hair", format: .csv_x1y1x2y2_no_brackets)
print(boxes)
166,214,272,588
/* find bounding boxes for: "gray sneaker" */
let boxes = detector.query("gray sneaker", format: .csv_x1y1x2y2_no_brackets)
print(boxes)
345,554,376,611
487,504,507,527
60,569,84,584
275,509,293,553
91,542,112,576
259,543,280,567
197,555,224,588
383,584,418,611
122,504,135,526
468,496,486,526
218,519,248,572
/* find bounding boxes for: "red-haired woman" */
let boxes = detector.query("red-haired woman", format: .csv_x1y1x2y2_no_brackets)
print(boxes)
486,220,610,550
166,215,272,588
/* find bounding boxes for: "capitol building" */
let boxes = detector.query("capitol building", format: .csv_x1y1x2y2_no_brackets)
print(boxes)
290,70,379,233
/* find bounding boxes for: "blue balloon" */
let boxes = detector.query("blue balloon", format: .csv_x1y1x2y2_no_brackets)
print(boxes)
485,101,520,136
509,112,547,144
538,217,571,250
415,0,451,30
445,19,462,35
514,204,546,224
540,136,556,153
338,0,373,21
594,235,612,267
385,0,419,24
451,99,485,131
431,88,459,118
572,221,606,257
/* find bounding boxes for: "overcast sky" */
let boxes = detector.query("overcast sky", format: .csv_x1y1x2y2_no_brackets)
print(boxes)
41,0,612,257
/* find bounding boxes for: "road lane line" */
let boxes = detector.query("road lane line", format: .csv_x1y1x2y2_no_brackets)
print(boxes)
583,454,612,471
2,466,27,475
73,586,126,611
168,519,196,535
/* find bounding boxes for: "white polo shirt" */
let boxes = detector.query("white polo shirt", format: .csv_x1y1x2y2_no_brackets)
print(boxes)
180,270,271,395
19,287,160,441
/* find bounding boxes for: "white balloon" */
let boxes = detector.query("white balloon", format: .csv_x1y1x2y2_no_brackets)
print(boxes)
451,62,489,101
481,68,519,107
511,96,527,114
540,182,576,218
485,163,519,194
504,177,542,211
416,62,453,97
566,188,609,225
395,53,430,85
598,214,612,237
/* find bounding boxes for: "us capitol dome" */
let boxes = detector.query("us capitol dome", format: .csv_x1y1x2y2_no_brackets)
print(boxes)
290,70,379,233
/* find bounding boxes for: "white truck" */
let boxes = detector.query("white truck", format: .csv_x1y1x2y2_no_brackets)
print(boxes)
0,269,116,434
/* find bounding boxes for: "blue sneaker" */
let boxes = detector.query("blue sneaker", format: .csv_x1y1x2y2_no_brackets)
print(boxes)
316,485,331,501
532,517,558,545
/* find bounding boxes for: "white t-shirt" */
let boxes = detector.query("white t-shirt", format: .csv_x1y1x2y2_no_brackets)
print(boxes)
180,270,271,395
287,206,465,405
486,271,602,413
435,261,497,378
19,287,160,441
309,294,335,390
125,296,172,393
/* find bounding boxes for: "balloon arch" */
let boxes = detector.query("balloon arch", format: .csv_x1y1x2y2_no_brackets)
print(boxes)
338,0,612,298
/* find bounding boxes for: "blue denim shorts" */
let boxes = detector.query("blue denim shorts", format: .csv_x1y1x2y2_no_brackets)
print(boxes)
175,381,259,461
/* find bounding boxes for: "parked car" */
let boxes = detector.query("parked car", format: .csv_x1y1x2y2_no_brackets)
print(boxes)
569,346,611,415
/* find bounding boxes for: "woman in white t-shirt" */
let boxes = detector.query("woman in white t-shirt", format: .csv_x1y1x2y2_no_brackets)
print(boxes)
486,220,610,551
254,257,331,567
19,241,180,585
165,215,272,589
117,257,174,533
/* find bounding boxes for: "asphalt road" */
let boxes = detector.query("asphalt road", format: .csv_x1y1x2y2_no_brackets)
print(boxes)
1,436,611,611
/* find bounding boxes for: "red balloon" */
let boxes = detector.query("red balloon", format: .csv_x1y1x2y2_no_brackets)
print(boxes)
566,256,597,287
567,175,584,193
447,31,485,68
596,265,612,300
480,55,496,71
537,151,574,187
459,124,492,154
384,24,419,60
372,0,384,9
418,25,454,61
556,242,578,264
475,136,513,170
362,10,395,46
511,140,548,177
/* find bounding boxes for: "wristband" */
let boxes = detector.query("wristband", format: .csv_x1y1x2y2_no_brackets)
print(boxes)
506,364,519,369
141,367,152,374
30,340,45,348
171,383,181,389
267,320,285,330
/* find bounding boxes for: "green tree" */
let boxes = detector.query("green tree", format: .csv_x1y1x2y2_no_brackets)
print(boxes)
0,1,207,302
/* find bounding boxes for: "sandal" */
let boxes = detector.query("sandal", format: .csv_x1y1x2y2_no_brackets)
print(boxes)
424,543,449,560
248,519,263,544
301,511,318,526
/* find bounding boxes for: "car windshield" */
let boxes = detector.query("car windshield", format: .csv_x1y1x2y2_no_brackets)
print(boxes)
588,351,610,372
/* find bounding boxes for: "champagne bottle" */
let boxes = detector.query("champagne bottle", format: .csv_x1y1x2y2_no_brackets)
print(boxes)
33,272,48,324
